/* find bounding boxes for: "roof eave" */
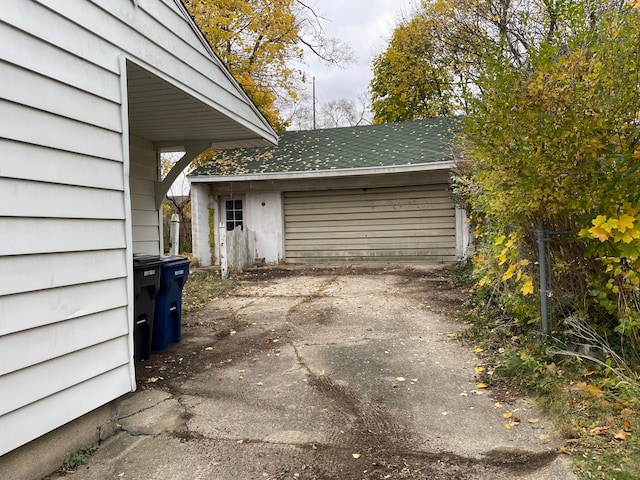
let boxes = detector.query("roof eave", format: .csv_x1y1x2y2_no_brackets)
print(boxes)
188,160,455,184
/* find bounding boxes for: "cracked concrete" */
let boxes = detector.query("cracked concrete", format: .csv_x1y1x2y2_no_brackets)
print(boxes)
47,265,577,480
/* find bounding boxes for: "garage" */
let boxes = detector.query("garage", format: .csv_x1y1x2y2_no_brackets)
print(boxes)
190,119,471,268
284,184,456,263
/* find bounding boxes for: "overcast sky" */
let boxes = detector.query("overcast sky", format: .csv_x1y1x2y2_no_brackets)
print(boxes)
299,0,414,109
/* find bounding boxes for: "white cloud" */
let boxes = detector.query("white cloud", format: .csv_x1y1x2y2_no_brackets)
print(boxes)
300,0,414,106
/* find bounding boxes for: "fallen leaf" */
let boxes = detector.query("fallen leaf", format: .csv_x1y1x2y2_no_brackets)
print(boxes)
237,439,244,444
474,347,484,353
396,377,406,382
147,377,159,383
319,370,325,376
621,408,634,416
502,411,513,419
411,378,419,382
539,434,550,443
476,383,487,389
205,346,214,351
460,392,468,397
587,385,602,394
614,429,631,441
230,330,236,336
352,453,361,459
474,366,485,373
528,418,540,423
494,402,502,409
504,423,511,429
210,461,221,466
256,382,264,386
590,426,610,436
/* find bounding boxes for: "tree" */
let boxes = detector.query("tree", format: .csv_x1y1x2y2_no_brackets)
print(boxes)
369,8,457,123
287,93,372,130
183,0,352,129
460,1,640,352
369,0,601,123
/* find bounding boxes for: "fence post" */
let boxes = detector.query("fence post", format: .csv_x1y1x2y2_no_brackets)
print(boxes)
169,213,180,256
537,219,549,335
220,222,228,279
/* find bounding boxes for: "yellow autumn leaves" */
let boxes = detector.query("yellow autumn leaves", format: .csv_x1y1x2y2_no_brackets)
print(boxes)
581,203,640,244
478,230,534,296
580,203,640,294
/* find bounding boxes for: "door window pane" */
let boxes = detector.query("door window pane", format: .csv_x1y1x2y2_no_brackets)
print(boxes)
225,199,243,231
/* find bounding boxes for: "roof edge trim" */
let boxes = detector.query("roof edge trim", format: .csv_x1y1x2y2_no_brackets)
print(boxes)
188,160,455,183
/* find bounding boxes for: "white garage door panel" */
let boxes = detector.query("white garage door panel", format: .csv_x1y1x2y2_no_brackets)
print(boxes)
286,248,456,263
286,216,453,231
286,228,456,241
285,209,453,223
284,185,456,263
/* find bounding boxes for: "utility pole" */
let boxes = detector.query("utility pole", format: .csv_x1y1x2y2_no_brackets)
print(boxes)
312,76,316,130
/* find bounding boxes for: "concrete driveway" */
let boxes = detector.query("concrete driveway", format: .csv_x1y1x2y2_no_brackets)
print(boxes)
49,265,576,480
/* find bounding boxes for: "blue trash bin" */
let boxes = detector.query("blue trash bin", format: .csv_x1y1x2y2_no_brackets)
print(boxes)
152,255,191,351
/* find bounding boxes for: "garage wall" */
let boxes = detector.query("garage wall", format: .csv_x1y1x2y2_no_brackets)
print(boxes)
284,184,456,263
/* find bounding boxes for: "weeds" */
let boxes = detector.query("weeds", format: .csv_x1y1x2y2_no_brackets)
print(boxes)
62,444,98,471
449,261,640,480
182,268,240,315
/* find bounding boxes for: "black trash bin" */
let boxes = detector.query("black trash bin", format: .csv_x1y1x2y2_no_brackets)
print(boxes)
152,255,191,351
132,254,162,361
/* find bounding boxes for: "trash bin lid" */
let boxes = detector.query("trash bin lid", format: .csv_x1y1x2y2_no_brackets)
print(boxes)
161,255,191,266
133,254,162,267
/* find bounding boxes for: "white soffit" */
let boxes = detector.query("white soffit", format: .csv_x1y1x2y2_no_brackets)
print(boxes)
126,62,277,149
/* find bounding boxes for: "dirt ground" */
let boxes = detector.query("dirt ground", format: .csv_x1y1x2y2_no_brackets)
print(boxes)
53,265,575,480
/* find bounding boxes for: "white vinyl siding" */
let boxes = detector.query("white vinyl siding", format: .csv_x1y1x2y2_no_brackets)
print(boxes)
130,136,160,255
0,2,128,457
0,0,275,458
284,185,456,263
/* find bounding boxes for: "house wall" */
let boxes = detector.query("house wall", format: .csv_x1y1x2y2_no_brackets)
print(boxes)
1,0,262,460
0,4,132,456
130,136,161,255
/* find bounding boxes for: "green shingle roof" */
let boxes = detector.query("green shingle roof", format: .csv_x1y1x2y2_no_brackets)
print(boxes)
189,118,458,177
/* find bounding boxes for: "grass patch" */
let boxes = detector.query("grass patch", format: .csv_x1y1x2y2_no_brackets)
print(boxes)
447,262,640,480
182,268,241,315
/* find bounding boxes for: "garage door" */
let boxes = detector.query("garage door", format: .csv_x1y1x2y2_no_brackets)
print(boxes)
284,185,456,263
